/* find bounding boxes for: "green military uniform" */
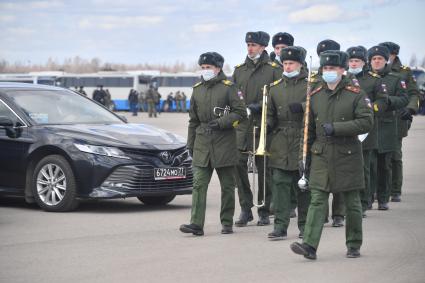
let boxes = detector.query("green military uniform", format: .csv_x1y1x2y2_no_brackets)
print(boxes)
175,91,183,112
302,70,373,252
187,71,246,229
146,87,158,118
371,62,408,207
353,69,388,211
267,51,310,237
310,70,346,223
232,51,281,221
389,57,419,199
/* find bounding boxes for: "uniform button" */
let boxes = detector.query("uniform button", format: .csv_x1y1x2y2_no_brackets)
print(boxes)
348,150,352,154
341,117,345,120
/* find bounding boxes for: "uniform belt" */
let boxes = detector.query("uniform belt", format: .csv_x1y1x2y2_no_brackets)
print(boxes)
316,136,357,144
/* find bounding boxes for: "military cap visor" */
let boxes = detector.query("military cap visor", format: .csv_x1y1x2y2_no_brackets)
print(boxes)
245,31,270,47
198,52,224,68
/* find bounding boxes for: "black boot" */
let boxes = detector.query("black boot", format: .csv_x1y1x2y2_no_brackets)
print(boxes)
290,242,317,260
257,214,270,226
332,216,344,227
298,229,304,239
391,194,401,202
378,202,389,210
267,229,287,240
346,247,361,258
221,225,233,234
235,209,254,227
179,223,204,236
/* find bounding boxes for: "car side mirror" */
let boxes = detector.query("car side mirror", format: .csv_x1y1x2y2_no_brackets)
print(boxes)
0,116,22,139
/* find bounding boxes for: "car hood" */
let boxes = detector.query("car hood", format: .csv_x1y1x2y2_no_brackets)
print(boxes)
43,123,186,150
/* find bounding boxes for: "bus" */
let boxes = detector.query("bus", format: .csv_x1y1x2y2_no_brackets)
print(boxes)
54,72,154,110
0,73,58,85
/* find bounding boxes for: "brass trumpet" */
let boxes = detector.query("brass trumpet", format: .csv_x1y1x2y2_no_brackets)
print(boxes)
250,85,269,207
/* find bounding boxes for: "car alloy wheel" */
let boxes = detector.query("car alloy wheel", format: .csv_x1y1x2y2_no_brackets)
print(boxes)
36,163,67,206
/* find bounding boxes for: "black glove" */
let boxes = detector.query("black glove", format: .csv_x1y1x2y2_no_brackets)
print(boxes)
400,108,414,121
270,51,276,61
208,119,221,130
248,103,262,114
322,123,334,136
289,102,304,113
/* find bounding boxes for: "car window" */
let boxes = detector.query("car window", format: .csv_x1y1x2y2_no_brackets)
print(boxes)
0,99,19,124
4,89,124,125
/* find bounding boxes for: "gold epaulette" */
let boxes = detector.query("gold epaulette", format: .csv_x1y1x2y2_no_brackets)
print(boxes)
221,79,233,86
401,65,411,71
368,71,380,78
345,85,361,94
270,78,282,87
235,62,246,68
193,82,202,88
310,86,322,96
268,61,280,68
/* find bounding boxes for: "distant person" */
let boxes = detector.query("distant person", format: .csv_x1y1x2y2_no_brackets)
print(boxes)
175,91,182,112
104,88,112,109
155,91,162,114
78,86,87,96
146,84,158,118
92,85,104,105
138,90,146,112
74,86,79,93
128,89,139,116
181,91,187,112
164,92,174,112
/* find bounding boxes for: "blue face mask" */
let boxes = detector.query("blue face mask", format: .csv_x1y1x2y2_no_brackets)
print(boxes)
322,71,340,83
283,70,300,78
348,67,363,75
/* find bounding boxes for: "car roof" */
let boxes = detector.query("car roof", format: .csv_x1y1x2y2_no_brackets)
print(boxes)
0,82,65,91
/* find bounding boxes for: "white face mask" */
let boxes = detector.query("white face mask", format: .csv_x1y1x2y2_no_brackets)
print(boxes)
283,70,300,78
348,67,363,75
248,52,261,60
200,69,217,81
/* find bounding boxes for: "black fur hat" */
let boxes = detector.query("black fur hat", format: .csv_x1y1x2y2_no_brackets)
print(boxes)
280,46,306,64
320,50,348,68
368,45,390,62
245,31,270,47
198,52,224,68
346,46,367,62
317,39,340,56
379,42,400,55
272,32,294,47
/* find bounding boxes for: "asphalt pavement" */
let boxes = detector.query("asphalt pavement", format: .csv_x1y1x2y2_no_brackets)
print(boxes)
1,112,424,283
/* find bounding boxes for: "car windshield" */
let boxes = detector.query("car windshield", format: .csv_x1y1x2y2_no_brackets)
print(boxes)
5,89,124,125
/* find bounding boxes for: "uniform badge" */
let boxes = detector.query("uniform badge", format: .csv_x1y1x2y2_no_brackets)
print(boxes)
381,83,387,93
352,78,360,87
401,80,407,89
365,97,372,108
237,90,244,100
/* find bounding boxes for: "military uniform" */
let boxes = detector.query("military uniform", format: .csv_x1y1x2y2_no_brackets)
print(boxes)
232,47,281,224
368,46,409,209
290,51,373,260
185,69,246,233
146,87,158,118
346,46,389,213
389,56,419,200
267,46,310,238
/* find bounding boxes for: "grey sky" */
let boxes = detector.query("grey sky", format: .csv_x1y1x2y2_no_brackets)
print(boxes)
1,0,424,68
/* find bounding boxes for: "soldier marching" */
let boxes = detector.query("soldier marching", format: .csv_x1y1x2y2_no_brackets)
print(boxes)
177,31,420,261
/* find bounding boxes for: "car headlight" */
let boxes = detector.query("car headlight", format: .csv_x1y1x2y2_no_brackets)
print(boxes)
74,143,130,159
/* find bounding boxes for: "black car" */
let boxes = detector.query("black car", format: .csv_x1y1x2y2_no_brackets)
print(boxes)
0,83,193,211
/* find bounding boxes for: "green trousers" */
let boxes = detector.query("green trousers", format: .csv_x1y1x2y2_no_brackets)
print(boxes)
271,169,310,233
290,183,297,210
190,165,235,228
390,139,403,196
377,152,393,204
362,150,377,210
148,101,157,117
303,189,363,250
235,151,271,216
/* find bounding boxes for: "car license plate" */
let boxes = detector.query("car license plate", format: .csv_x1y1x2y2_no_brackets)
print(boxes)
154,167,186,180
